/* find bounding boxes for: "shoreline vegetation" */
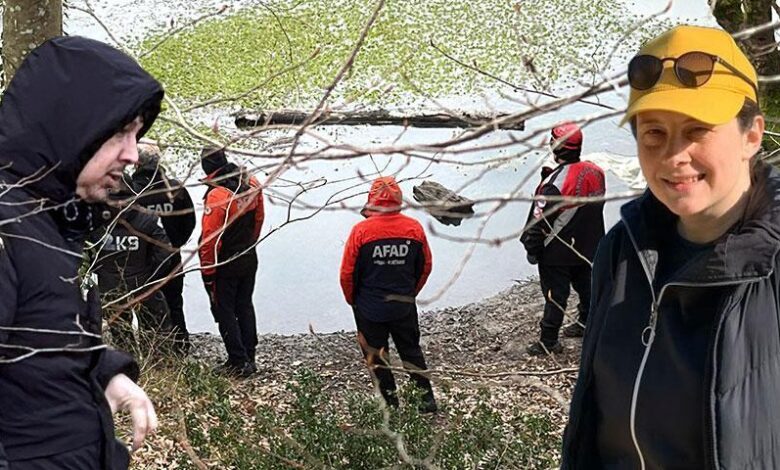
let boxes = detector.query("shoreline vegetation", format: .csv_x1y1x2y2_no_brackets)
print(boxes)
133,0,662,156
124,278,583,468
137,0,655,110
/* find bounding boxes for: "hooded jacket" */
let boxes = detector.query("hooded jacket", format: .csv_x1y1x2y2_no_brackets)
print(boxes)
520,159,606,265
340,177,433,322
562,162,780,469
0,36,163,466
199,163,264,278
131,159,195,248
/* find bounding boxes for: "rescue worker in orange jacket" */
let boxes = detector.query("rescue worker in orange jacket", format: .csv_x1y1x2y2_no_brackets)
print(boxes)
340,176,437,412
199,147,264,378
520,124,606,356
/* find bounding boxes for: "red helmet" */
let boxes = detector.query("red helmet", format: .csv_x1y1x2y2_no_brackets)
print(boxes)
550,123,583,151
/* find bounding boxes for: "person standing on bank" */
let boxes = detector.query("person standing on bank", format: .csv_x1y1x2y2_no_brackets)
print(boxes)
0,36,163,469
199,147,264,378
520,123,606,356
340,177,437,413
562,26,779,469
91,178,175,352
131,144,196,354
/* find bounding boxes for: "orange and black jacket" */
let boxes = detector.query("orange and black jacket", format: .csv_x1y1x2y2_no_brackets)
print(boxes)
340,177,433,321
199,163,264,278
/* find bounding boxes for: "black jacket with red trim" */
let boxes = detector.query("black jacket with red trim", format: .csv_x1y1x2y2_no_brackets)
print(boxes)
520,160,606,266
340,177,433,322
199,164,264,278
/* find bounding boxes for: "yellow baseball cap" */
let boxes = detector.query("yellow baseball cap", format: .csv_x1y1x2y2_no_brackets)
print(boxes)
623,25,758,126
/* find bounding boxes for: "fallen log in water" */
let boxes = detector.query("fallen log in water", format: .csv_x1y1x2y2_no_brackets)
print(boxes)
235,109,525,130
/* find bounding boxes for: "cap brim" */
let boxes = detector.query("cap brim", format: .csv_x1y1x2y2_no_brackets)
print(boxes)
620,87,745,127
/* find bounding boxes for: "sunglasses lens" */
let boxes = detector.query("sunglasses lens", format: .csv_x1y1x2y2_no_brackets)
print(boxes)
628,55,663,90
676,52,714,87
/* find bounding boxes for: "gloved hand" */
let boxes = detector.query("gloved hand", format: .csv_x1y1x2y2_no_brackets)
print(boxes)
104,373,158,452
527,253,539,265
202,273,216,304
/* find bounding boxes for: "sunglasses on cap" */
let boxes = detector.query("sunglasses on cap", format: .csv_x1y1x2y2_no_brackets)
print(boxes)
628,51,758,97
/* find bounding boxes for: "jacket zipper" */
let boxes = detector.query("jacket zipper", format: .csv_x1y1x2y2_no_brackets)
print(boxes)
623,221,771,470
622,220,657,470
627,275,771,470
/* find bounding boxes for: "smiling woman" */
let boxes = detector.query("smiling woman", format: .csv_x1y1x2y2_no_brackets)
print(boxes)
635,106,763,243
561,25,780,470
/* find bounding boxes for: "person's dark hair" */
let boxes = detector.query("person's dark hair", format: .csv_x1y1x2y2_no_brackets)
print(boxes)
736,98,761,133
201,146,228,175
629,97,762,137
79,94,163,170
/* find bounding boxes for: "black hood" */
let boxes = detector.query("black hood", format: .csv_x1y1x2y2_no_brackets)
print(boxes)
0,36,164,204
553,147,581,163
133,155,165,186
204,163,243,193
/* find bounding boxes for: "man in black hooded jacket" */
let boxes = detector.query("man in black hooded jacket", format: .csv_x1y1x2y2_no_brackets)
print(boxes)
131,144,195,353
0,36,163,469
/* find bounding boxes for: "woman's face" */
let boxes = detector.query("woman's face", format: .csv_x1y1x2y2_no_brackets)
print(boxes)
635,110,763,226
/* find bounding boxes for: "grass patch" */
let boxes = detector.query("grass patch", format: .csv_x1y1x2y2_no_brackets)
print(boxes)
138,0,658,109
128,363,562,469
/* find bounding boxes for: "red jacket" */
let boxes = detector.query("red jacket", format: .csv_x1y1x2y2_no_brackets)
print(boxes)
340,177,432,321
520,160,605,265
199,164,264,277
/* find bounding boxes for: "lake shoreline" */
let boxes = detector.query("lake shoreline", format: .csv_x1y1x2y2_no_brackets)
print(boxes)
190,277,585,367
183,276,583,460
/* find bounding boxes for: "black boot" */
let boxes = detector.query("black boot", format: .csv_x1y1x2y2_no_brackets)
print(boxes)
214,360,255,379
562,321,586,338
526,340,563,356
418,389,438,414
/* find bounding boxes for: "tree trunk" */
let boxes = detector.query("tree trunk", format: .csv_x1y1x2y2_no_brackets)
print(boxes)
2,0,62,85
711,0,780,93
711,0,745,32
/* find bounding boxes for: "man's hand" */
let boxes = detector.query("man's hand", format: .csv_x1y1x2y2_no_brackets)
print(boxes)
104,373,158,452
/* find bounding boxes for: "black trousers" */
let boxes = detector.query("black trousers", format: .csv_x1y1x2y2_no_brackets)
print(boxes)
538,263,592,344
211,274,257,366
105,290,173,353
10,439,129,470
353,308,433,405
162,252,189,350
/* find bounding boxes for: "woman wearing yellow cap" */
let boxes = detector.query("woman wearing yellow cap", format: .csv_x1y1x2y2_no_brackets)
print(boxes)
561,25,777,469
